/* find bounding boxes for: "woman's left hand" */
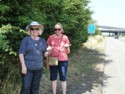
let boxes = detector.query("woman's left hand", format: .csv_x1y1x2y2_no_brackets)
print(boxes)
64,44,71,47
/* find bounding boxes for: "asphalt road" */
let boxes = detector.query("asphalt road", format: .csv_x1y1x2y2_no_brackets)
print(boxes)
103,37,125,94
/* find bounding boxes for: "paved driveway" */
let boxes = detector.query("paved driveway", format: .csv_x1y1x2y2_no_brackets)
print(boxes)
103,37,125,94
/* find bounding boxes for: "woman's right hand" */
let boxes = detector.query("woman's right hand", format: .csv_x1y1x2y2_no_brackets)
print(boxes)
21,63,27,74
44,46,53,56
47,46,53,52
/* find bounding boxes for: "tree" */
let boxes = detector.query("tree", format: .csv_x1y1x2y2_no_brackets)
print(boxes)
0,0,92,93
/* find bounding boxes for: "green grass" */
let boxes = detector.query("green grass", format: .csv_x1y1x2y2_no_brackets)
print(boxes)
0,65,21,94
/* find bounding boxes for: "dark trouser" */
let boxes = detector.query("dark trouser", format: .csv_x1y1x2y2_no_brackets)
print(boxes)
50,61,68,81
20,68,42,94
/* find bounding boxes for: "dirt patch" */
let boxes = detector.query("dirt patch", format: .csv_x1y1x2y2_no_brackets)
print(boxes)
66,50,104,94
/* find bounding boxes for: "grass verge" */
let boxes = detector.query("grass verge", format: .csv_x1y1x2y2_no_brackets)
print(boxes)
1,35,105,94
40,35,105,94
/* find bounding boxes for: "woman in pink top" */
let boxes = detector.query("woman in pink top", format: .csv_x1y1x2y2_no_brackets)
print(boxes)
47,22,71,94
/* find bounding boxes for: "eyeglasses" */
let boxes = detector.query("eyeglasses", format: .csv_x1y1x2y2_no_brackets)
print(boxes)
30,28,39,31
54,28,61,31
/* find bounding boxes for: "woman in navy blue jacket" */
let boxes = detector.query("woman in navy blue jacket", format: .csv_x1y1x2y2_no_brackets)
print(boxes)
19,21,47,94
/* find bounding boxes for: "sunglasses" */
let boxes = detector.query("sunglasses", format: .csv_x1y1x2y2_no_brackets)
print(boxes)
30,28,39,31
54,28,61,31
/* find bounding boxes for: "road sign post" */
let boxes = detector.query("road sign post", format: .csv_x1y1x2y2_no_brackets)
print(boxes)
88,24,95,49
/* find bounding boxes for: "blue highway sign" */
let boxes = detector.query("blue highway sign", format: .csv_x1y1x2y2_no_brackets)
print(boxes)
88,24,95,34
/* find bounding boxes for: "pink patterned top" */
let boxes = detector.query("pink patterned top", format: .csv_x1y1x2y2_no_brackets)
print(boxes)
47,34,70,61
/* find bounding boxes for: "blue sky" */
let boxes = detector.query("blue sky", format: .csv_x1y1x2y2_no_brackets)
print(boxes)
89,0,125,28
